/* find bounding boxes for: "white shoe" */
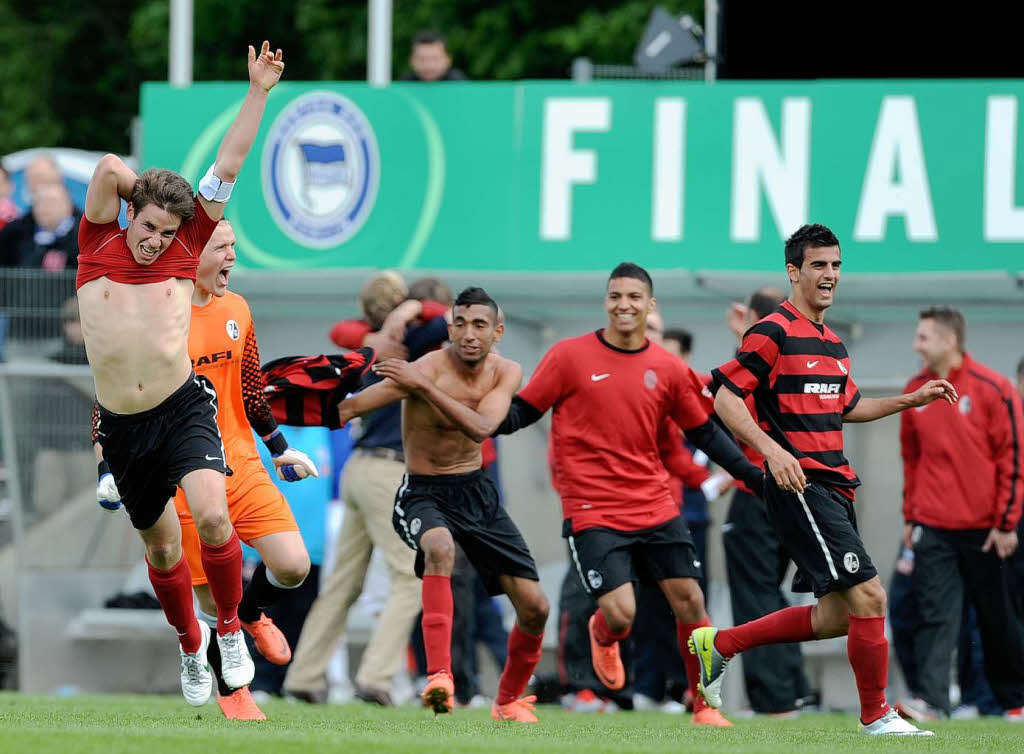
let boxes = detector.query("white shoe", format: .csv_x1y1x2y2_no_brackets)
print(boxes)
217,629,255,689
861,708,934,736
179,621,213,706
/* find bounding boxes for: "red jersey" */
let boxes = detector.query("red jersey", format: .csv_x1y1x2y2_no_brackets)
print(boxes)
518,330,710,533
901,353,1024,532
712,300,861,496
76,197,218,289
328,300,450,348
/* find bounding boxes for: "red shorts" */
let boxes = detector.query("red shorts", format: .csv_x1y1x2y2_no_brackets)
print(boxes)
174,459,299,587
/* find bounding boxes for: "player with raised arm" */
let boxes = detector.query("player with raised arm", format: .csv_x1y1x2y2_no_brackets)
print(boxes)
78,42,284,707
488,263,765,727
692,223,955,736
336,287,549,722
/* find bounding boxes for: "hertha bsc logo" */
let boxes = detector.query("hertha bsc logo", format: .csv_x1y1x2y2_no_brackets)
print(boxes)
587,570,603,590
263,91,380,249
843,552,860,573
225,319,240,340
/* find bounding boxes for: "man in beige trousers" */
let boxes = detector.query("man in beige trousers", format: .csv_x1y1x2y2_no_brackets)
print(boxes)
284,273,453,703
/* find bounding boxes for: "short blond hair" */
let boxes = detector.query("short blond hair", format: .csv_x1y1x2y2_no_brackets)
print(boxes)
360,271,407,329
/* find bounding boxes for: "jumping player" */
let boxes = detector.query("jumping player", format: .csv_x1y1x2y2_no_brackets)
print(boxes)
337,287,549,722
487,263,765,727
692,223,956,736
78,42,285,706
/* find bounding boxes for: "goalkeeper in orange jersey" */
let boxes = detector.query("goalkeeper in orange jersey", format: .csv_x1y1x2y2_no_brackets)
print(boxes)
94,220,315,719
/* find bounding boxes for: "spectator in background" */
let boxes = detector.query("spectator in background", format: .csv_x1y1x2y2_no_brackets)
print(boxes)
0,157,81,339
0,165,19,230
899,307,1024,721
284,272,450,705
402,30,468,81
720,286,811,717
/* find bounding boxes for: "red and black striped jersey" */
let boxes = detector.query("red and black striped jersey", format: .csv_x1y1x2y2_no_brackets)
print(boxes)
711,300,861,493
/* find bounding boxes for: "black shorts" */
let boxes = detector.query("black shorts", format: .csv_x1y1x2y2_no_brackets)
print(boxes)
392,470,539,596
96,373,228,531
764,476,877,598
564,515,702,598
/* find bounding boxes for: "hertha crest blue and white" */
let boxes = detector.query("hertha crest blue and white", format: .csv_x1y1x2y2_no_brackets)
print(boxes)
262,91,380,248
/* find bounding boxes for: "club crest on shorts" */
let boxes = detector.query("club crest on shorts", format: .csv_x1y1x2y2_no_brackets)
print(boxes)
587,569,603,590
843,551,860,573
262,91,380,249
410,518,422,536
225,319,240,340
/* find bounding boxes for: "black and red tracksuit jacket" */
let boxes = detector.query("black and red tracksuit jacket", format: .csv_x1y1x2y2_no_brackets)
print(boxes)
901,352,1024,532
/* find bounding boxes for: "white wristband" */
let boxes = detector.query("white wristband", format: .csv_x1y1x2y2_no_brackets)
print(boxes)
198,163,235,203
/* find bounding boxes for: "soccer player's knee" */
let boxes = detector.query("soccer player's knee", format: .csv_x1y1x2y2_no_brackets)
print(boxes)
194,508,231,543
274,556,310,588
146,540,181,569
605,601,635,631
422,535,455,573
861,581,887,616
519,590,550,633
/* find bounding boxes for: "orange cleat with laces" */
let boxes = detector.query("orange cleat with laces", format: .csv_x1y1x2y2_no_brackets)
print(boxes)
422,670,455,714
216,686,267,720
492,694,539,723
588,614,625,690
692,706,733,727
241,613,291,665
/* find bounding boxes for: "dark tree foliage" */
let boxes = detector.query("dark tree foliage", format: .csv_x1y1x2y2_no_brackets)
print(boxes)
0,0,701,155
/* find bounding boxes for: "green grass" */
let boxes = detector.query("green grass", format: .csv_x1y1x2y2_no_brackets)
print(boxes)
0,692,1018,754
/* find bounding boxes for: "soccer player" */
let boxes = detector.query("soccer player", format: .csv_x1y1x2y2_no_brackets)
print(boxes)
336,287,549,722
97,220,316,719
900,307,1024,720
490,263,765,727
78,42,284,706
692,223,956,736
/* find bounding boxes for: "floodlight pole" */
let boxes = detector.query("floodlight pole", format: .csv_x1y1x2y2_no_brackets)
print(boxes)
368,0,393,87
169,0,194,88
705,0,718,82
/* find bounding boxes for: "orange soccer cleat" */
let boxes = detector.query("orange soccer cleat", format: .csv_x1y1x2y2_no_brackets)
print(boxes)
588,614,625,690
241,613,292,665
216,686,267,720
492,694,539,723
692,706,733,727
422,670,455,714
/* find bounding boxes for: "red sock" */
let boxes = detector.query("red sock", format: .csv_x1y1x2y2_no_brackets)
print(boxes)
422,574,453,675
678,618,711,713
495,625,544,704
199,531,243,636
148,554,201,653
591,609,631,646
848,615,890,724
714,605,814,657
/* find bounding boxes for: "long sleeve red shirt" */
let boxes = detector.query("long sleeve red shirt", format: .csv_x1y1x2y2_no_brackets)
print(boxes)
901,352,1024,532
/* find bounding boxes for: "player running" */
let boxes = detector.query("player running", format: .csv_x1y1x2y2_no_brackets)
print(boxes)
79,42,284,707
692,223,955,736
337,287,549,722
487,263,765,727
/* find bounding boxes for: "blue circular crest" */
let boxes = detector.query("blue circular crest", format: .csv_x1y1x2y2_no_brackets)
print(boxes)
262,92,380,249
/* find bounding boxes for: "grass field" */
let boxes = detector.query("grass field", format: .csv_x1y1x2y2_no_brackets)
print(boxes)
0,692,1020,754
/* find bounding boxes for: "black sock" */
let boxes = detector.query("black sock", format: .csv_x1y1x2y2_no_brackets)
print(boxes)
205,629,233,696
237,563,286,623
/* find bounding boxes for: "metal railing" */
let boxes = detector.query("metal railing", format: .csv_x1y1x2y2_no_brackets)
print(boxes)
0,269,78,361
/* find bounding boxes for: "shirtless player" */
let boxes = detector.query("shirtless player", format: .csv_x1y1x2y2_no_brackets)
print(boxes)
337,287,550,722
77,42,284,707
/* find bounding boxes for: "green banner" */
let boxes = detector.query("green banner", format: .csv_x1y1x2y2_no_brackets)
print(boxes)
141,80,1024,272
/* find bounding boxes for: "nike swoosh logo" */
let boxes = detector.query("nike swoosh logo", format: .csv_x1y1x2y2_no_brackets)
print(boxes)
205,454,222,462
806,360,819,368
223,616,236,625
591,373,610,382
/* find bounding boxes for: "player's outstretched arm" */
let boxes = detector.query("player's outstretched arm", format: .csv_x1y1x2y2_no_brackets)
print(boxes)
198,41,284,222
373,358,523,444
337,378,409,426
715,387,807,493
84,154,137,224
843,379,958,423
683,417,763,496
